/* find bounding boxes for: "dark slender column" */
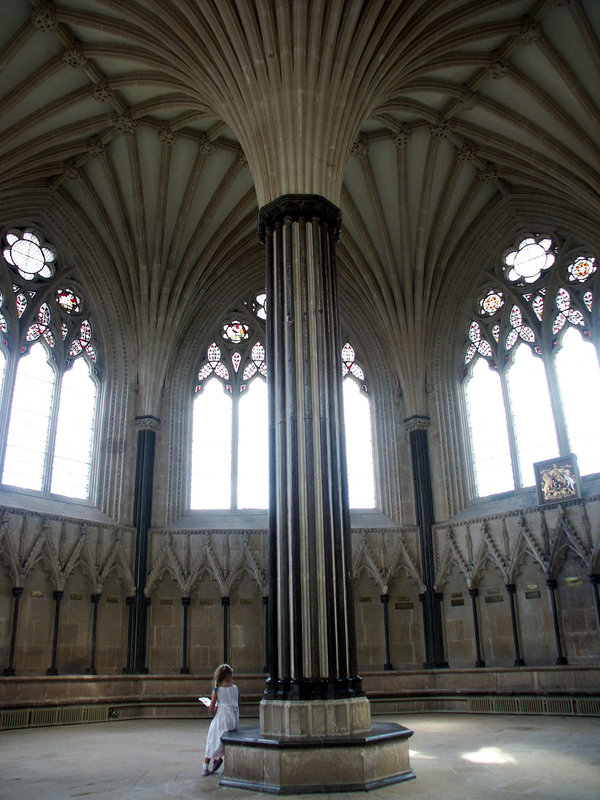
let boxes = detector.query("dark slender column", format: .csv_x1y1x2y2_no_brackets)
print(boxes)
546,579,568,664
86,593,101,675
589,575,600,635
380,593,393,671
143,596,151,672
180,596,190,674
469,588,485,668
127,416,159,674
263,596,269,673
506,584,525,666
260,194,362,701
47,590,64,675
4,587,23,676
407,417,447,668
124,596,134,673
221,596,230,665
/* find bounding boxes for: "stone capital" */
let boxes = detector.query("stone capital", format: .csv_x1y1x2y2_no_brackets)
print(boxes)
134,415,160,432
258,193,342,243
404,414,430,433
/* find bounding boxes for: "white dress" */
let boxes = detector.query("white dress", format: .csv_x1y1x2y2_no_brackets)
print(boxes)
204,684,239,760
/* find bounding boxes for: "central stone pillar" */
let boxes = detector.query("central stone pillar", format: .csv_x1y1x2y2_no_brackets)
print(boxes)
220,195,414,793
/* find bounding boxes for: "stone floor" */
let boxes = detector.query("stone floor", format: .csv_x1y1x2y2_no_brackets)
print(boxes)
0,713,598,799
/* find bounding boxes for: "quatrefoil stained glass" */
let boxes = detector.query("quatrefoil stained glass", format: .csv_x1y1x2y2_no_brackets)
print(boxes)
56,287,81,313
567,257,596,283
223,320,249,343
479,290,504,316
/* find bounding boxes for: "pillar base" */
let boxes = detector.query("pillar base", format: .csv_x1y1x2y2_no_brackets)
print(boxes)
220,722,414,794
260,696,371,737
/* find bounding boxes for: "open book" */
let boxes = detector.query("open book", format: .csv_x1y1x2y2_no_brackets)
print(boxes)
198,696,212,707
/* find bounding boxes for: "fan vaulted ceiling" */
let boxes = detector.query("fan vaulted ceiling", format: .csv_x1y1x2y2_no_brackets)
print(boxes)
1,0,599,415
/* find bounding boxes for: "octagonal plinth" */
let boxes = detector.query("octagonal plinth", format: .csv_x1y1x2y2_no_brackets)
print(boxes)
220,721,415,794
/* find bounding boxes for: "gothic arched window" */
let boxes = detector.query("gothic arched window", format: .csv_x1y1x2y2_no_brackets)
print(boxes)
191,311,268,510
342,342,375,508
463,234,600,497
190,294,376,510
0,229,100,499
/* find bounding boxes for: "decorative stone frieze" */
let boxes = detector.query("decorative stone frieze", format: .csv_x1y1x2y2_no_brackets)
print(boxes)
31,2,57,32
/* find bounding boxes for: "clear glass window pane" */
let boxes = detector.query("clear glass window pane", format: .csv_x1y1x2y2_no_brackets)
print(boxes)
51,358,97,498
465,357,514,496
237,378,268,509
555,327,600,475
191,378,232,509
343,379,375,508
3,343,55,490
506,344,558,486
0,349,6,405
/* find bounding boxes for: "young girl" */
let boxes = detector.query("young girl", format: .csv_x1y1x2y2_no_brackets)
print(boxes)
202,663,239,776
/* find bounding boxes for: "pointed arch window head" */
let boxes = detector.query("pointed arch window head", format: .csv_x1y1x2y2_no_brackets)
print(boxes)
463,232,600,498
3,229,57,281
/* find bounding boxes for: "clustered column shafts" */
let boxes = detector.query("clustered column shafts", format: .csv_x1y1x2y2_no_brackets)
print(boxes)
407,419,447,668
261,195,361,701
4,587,23,676
127,415,159,674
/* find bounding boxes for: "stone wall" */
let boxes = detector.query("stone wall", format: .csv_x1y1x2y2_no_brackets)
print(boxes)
1,497,599,678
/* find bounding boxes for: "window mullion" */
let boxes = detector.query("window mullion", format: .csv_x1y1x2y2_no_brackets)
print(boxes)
42,364,61,492
543,348,570,456
499,366,521,489
231,391,239,510
0,347,21,481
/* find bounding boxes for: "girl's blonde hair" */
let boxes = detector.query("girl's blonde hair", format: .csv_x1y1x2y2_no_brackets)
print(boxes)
213,663,233,687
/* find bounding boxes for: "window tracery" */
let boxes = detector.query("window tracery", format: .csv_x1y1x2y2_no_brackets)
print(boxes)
191,294,376,510
463,233,599,497
0,227,99,499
